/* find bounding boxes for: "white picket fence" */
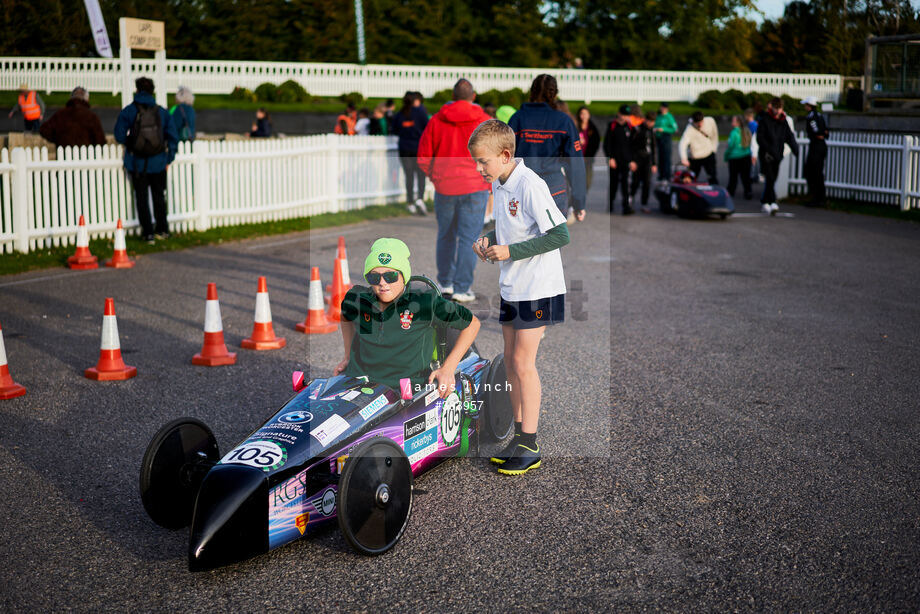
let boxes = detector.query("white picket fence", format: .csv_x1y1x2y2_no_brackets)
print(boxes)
0,135,407,254
783,131,920,209
0,56,842,105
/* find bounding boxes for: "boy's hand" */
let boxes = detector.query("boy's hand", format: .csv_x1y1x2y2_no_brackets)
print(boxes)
332,357,349,376
483,244,510,262
473,236,490,262
428,365,456,399
608,158,617,169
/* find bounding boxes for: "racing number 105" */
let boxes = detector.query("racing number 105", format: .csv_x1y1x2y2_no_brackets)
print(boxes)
226,445,280,467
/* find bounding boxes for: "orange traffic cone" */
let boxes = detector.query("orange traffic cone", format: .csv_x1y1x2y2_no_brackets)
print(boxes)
193,283,237,366
296,267,338,334
68,215,99,270
105,219,135,268
241,276,286,350
0,321,27,399
84,298,137,380
326,236,353,294
327,259,346,322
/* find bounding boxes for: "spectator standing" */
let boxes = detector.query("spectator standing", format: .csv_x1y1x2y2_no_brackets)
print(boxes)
169,85,196,142
114,77,179,243
39,87,105,148
508,74,586,222
8,83,45,132
417,79,491,302
383,98,397,134
756,97,799,215
630,111,658,213
369,104,387,135
393,91,430,215
334,103,356,135
354,107,371,135
250,108,272,137
801,96,829,207
744,107,760,184
653,102,678,180
603,105,634,214
679,111,719,184
724,115,753,200
575,106,600,192
482,102,497,118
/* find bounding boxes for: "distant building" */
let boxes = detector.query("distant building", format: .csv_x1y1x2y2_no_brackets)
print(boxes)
864,34,920,112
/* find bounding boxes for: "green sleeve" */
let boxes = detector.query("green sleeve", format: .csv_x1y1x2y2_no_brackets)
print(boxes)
667,114,678,134
432,294,473,330
508,223,570,261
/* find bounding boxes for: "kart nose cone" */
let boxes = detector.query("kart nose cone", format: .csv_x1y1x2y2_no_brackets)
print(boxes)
188,463,268,571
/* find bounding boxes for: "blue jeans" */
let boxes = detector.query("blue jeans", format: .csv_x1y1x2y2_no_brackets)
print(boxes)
434,190,489,294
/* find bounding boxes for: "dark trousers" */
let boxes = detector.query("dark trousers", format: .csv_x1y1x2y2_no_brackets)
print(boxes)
656,135,672,180
131,171,168,237
608,162,631,212
689,153,718,184
760,156,782,204
24,118,41,132
805,140,827,204
399,151,426,202
630,158,652,205
727,156,752,198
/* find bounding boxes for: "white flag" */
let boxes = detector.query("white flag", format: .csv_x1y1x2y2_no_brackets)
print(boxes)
84,0,113,58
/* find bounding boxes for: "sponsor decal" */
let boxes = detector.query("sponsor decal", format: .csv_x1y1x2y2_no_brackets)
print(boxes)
341,390,361,402
378,253,391,265
574,139,582,152
278,410,313,424
221,440,287,472
361,387,374,394
310,414,350,447
309,387,320,400
359,394,389,421
423,388,440,407
440,392,462,446
336,455,349,474
295,513,309,535
311,488,337,516
399,309,414,330
404,407,439,463
508,198,519,217
271,468,308,507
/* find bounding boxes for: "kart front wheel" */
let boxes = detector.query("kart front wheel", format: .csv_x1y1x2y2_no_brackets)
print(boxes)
337,437,413,556
139,418,219,529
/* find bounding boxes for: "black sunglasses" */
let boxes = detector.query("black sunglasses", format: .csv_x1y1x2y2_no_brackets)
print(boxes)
365,270,400,285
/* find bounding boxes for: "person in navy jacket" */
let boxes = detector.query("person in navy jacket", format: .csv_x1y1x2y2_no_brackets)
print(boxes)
114,77,179,243
394,91,430,214
508,74,586,222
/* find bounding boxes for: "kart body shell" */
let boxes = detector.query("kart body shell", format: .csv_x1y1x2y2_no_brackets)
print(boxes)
655,169,735,220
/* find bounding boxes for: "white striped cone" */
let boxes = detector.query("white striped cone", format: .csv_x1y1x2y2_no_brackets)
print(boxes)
241,276,286,350
106,219,135,268
68,214,98,270
0,321,27,399
85,298,137,380
325,237,353,294
296,267,338,334
193,283,237,366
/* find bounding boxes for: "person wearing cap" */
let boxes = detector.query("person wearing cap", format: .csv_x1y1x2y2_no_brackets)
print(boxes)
335,238,480,398
603,105,635,214
8,83,45,132
801,96,829,207
39,87,106,148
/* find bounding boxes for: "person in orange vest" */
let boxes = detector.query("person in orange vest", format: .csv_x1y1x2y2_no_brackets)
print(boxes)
8,83,45,132
334,103,357,135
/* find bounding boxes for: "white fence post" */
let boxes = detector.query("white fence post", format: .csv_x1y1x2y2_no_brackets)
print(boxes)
900,135,912,212
328,134,341,213
194,139,210,231
11,148,30,254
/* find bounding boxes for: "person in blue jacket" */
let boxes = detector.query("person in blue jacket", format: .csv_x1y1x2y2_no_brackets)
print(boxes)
393,91,430,215
114,77,179,243
508,74,586,222
169,85,196,142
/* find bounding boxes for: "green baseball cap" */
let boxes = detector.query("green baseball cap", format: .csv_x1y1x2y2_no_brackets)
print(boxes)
364,237,411,283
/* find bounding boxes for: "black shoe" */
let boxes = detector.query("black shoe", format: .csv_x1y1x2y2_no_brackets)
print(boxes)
489,438,519,465
622,207,635,216
497,444,541,475
143,234,156,245
744,193,753,200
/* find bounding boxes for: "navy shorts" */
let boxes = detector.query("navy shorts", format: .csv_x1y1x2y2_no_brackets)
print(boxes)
498,294,565,330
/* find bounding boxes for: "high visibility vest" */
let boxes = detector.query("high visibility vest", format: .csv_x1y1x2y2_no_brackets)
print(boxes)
18,91,41,120
334,114,355,135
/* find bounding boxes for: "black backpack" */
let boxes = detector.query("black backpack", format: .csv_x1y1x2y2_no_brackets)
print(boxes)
127,102,165,158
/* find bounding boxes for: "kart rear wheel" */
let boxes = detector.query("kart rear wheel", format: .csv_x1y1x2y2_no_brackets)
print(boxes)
140,418,219,529
482,353,514,442
337,437,413,556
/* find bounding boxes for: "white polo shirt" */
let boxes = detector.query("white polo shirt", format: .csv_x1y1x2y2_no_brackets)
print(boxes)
492,159,567,301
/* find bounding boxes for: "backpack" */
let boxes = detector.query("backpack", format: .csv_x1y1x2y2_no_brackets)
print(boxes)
169,104,192,141
127,102,165,158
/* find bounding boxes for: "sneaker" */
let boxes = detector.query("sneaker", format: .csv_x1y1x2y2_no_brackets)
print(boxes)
497,444,542,476
761,203,772,215
440,285,454,296
770,203,779,215
566,209,575,225
407,202,418,214
143,234,156,245
489,438,519,465
451,291,476,303
414,199,428,216
154,232,171,240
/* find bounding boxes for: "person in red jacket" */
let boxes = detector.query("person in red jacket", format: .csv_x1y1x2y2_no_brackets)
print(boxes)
417,79,491,303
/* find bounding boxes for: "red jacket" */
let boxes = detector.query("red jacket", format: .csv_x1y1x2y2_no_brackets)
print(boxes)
417,100,491,195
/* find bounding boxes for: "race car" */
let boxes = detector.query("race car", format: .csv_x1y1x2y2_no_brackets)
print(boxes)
139,276,513,571
654,168,735,220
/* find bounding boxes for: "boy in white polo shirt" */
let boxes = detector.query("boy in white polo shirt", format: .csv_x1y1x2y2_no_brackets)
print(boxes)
468,119,570,475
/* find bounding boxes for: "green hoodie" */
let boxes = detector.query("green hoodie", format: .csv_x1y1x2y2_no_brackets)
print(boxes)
653,111,678,136
724,126,752,161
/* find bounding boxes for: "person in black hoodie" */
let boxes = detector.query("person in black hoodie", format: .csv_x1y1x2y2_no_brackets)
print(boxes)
629,111,658,213
756,97,799,215
603,105,634,214
394,91,430,214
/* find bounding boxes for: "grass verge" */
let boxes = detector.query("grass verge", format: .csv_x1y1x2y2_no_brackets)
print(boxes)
0,202,412,277
783,194,920,222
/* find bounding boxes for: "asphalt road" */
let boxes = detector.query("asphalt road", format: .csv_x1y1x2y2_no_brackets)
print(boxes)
1,155,918,611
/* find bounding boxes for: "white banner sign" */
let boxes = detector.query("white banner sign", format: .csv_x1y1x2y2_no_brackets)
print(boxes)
83,0,113,58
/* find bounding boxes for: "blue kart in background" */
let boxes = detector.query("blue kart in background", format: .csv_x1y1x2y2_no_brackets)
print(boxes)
140,277,513,570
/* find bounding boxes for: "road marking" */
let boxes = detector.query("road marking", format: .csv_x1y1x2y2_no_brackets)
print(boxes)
732,212,796,218
0,267,110,288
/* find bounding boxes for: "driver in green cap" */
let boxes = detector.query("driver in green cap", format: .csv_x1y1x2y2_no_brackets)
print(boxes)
334,238,481,398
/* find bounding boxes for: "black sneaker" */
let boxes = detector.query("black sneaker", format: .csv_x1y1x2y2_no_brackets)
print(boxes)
143,234,156,245
489,438,519,465
622,207,635,216
497,444,541,475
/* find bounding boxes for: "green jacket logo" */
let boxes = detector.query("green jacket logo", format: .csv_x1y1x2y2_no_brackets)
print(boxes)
378,253,391,265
